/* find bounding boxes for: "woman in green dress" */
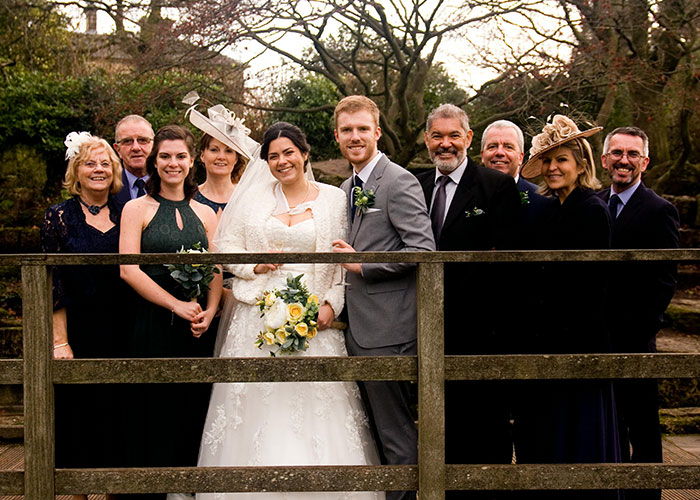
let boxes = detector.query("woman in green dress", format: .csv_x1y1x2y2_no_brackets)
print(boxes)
119,125,221,478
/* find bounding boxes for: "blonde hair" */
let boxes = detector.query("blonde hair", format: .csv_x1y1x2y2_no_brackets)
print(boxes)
63,137,123,196
538,138,601,197
334,96,380,128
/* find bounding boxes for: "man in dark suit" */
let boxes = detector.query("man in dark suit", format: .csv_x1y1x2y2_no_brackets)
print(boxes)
332,95,435,500
112,115,154,207
598,126,680,500
416,105,521,497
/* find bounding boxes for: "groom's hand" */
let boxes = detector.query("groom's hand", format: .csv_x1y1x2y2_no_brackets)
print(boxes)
331,239,361,274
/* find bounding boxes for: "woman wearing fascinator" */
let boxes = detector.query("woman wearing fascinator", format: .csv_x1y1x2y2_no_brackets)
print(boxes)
119,125,222,485
41,132,128,499
515,115,622,499
187,102,257,219
193,120,383,500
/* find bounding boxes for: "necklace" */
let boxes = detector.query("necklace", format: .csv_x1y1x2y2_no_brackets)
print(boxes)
78,196,108,216
287,182,312,209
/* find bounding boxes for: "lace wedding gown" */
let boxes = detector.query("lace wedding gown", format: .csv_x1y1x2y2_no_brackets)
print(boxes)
197,215,384,500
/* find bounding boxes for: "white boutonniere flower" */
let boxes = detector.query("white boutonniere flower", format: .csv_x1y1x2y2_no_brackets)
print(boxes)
465,207,486,218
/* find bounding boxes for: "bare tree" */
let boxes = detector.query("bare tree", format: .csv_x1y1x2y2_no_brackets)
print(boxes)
178,0,543,166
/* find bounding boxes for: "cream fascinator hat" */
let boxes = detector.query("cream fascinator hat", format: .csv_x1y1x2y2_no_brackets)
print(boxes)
521,115,602,179
184,91,257,161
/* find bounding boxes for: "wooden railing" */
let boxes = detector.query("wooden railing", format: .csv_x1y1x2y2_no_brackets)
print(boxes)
1,249,699,499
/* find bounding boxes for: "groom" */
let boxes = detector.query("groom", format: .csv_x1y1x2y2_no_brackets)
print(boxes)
332,95,435,500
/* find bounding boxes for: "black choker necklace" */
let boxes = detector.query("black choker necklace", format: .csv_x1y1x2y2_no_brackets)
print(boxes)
78,197,108,215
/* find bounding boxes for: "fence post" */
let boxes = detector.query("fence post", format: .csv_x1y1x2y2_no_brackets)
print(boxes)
22,263,55,499
417,262,445,499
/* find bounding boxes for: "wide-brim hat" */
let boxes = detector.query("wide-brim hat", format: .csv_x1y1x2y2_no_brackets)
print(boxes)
186,103,257,161
521,115,602,179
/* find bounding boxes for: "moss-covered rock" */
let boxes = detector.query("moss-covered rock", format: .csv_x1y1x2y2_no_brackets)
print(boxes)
666,299,700,334
659,408,700,434
658,378,700,409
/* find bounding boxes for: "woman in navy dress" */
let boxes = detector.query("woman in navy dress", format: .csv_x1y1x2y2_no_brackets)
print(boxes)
516,116,622,499
41,132,126,499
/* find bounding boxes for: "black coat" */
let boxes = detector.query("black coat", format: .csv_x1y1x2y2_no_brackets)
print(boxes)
416,158,522,354
596,182,680,351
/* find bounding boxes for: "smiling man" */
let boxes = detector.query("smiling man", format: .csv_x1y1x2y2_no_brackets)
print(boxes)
415,105,521,498
598,126,680,500
331,95,434,500
113,114,154,207
480,120,540,197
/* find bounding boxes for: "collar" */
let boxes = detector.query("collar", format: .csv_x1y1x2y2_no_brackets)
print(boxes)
611,179,641,206
434,156,469,186
124,168,149,187
354,151,382,185
514,174,520,184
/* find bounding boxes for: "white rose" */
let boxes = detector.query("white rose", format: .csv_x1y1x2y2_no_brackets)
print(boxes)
264,298,287,330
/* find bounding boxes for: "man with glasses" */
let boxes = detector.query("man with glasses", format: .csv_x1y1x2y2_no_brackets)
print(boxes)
113,114,154,207
598,126,680,500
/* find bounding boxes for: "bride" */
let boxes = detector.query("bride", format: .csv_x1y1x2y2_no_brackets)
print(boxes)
197,121,384,499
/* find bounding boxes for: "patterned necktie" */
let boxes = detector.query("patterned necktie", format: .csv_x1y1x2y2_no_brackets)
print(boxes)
431,176,450,245
609,193,621,219
351,176,363,222
134,178,146,198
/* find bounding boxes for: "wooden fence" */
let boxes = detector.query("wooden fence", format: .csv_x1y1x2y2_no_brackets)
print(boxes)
0,249,699,499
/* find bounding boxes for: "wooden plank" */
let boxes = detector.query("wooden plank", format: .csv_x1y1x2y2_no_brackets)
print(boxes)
2,248,699,267
21,264,54,499
55,466,417,494
417,262,445,500
51,353,700,385
445,464,700,490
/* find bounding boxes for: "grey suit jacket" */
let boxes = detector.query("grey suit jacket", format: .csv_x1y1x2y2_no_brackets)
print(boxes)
341,154,435,349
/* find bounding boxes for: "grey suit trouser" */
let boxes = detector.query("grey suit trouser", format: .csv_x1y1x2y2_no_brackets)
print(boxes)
345,331,418,500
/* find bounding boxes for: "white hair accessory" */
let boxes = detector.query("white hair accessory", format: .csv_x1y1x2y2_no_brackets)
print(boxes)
64,131,93,160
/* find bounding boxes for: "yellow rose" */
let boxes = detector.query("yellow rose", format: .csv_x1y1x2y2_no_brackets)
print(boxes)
275,328,287,344
307,294,319,306
307,327,318,339
287,303,305,322
263,331,276,345
295,322,309,337
265,293,276,307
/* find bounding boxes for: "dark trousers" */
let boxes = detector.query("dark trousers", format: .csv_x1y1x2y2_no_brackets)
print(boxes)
616,378,663,500
345,331,418,500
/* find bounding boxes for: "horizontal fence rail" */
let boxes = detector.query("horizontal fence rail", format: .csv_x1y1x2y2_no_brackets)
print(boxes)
1,249,698,499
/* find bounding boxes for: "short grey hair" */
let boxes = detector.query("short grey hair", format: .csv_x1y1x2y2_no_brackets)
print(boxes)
426,104,470,134
115,114,154,141
603,126,649,157
481,120,524,154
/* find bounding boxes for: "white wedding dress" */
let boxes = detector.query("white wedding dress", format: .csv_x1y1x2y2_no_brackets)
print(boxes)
197,208,384,500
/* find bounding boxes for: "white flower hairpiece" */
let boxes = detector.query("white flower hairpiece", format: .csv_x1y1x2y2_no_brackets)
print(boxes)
64,131,93,160
208,104,251,137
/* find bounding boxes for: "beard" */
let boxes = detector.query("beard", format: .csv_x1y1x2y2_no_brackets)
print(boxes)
430,146,465,173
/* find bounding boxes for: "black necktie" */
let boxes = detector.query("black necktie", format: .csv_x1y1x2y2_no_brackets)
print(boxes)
431,176,450,245
609,193,621,219
134,178,146,198
351,176,363,222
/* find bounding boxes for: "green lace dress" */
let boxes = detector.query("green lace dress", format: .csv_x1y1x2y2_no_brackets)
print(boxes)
125,195,213,472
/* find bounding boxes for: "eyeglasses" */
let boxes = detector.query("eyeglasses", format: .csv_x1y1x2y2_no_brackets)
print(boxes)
117,137,153,147
84,161,112,169
606,149,644,161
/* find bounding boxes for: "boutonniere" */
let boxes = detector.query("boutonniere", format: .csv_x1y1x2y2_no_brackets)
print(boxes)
465,207,486,218
520,191,530,205
354,186,376,217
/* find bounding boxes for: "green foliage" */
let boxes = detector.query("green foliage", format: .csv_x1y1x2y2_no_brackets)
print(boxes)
269,74,341,161
423,64,468,111
0,145,48,226
0,1,73,72
165,242,220,300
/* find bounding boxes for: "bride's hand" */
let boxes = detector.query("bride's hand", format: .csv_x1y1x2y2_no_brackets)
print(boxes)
317,303,335,330
254,263,279,274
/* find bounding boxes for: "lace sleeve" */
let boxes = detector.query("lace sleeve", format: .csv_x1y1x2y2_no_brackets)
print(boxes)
317,186,347,317
40,204,69,310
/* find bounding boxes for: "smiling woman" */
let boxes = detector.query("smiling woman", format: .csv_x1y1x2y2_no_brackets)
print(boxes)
118,125,222,484
40,132,128,499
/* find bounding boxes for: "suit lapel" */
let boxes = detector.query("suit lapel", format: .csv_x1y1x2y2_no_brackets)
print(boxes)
349,154,387,245
442,160,477,232
615,182,647,228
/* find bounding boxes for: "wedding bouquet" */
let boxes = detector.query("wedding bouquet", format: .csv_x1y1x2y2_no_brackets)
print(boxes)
255,273,320,356
165,242,220,300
